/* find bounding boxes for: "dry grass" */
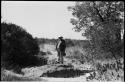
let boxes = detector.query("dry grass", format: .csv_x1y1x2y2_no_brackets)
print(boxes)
59,44,124,81
92,59,124,81
1,68,42,81
1,43,124,82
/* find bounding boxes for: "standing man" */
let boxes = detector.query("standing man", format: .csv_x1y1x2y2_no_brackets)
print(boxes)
56,36,66,64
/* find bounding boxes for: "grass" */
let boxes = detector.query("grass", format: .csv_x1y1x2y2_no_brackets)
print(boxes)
1,68,41,81
1,41,124,81
84,59,124,81
38,43,124,81
94,60,124,81
61,44,124,81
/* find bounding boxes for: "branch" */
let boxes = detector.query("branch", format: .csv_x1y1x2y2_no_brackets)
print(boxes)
93,2,104,22
106,2,112,18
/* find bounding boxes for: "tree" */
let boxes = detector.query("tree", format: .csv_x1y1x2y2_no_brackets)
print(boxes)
68,1,124,60
1,22,40,68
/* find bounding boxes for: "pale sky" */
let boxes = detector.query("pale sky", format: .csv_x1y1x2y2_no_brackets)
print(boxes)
1,1,86,40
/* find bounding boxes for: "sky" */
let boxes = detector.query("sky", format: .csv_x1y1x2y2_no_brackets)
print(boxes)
1,1,86,40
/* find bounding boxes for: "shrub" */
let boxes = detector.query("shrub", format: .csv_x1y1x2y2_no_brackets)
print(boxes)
94,61,124,81
1,22,40,69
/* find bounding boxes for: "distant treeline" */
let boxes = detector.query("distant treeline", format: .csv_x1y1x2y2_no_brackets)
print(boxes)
35,37,90,48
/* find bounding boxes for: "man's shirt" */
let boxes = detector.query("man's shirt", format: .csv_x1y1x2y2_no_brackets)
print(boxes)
57,41,61,49
56,39,66,51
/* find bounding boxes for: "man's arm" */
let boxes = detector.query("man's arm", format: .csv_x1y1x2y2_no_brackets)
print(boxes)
56,41,61,51
57,41,61,49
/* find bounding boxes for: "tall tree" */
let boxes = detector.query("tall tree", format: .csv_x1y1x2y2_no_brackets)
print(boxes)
68,1,124,59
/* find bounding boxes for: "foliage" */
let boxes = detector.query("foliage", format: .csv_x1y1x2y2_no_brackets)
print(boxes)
1,22,40,69
68,1,124,59
93,60,124,81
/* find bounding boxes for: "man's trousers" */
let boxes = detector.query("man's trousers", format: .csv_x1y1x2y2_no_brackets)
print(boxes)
57,51,64,64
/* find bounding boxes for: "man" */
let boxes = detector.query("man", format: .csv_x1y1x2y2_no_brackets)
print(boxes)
56,36,66,64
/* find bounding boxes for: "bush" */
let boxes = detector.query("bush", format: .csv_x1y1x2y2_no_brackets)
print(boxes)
1,22,40,69
93,61,124,81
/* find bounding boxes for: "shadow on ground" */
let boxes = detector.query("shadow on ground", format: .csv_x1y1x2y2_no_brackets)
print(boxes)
41,64,93,78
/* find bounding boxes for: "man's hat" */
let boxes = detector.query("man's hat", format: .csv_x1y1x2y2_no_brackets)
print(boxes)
58,36,63,39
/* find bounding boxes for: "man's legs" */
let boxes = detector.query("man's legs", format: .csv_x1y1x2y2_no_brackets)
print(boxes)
60,52,64,64
57,50,64,64
58,51,61,63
